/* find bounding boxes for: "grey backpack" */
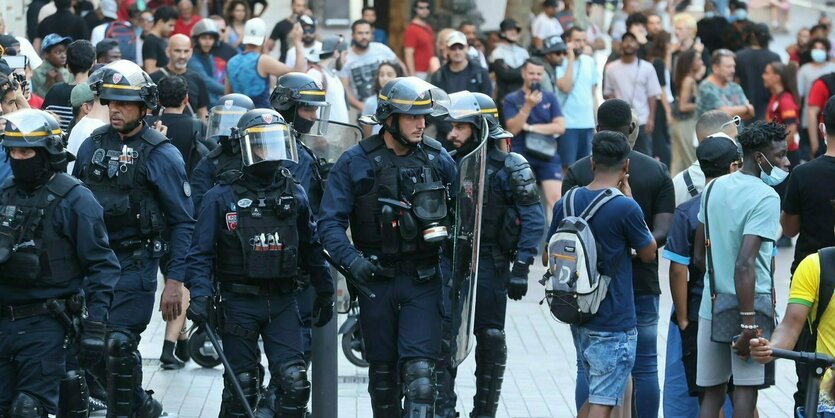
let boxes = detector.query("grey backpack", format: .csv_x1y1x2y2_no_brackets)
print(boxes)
542,187,622,324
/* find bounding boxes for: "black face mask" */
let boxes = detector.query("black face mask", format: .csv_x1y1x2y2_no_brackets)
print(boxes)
293,115,315,134
10,150,52,192
243,160,280,183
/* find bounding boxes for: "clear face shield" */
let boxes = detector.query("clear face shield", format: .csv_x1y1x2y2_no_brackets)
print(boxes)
385,77,451,118
240,123,299,166
293,101,330,136
446,91,481,122
1,109,60,145
206,105,249,140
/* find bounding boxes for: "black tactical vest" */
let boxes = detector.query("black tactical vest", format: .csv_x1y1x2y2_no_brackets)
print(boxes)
81,126,168,246
0,173,83,287
215,170,300,284
481,146,520,259
208,142,243,183
350,135,447,263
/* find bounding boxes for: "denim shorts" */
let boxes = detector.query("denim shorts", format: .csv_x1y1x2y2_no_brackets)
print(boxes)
571,326,638,406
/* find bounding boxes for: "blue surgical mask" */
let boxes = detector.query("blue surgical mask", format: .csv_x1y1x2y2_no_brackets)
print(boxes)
733,9,748,21
758,153,787,186
812,49,828,63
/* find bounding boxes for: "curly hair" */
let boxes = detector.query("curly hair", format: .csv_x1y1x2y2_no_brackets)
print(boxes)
158,75,189,108
737,121,788,155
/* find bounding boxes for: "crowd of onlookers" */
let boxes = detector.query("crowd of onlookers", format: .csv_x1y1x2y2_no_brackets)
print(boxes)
7,0,835,416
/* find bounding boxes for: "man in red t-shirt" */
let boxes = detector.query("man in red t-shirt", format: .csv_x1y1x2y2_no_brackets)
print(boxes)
764,82,799,155
172,0,200,37
806,73,835,157
403,0,435,79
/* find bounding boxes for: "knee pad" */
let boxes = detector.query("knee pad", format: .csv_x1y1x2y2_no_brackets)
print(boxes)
475,328,507,363
105,331,139,418
222,371,259,418
277,361,310,415
106,331,137,358
368,362,399,405
10,392,45,418
402,359,436,404
58,370,89,418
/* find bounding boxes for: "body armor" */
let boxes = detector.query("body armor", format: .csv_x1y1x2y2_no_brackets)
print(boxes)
0,173,83,286
215,171,300,285
350,135,449,264
81,126,168,252
480,147,520,261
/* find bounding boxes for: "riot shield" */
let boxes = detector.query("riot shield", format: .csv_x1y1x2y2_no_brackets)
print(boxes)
449,118,489,366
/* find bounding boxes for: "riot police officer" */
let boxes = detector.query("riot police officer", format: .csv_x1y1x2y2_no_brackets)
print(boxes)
73,60,195,418
0,109,120,417
191,93,256,209
184,109,334,418
439,92,545,418
318,77,458,418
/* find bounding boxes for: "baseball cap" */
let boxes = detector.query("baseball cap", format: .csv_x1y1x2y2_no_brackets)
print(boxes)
299,15,317,34
697,136,742,175
542,35,567,54
543,0,559,7
100,0,118,20
71,83,95,107
446,31,467,48
319,35,346,59
0,35,19,54
499,18,522,33
242,18,266,46
41,34,73,54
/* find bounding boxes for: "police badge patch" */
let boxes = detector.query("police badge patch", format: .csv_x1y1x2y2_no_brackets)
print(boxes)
237,198,252,208
112,73,123,84
263,114,273,124
225,212,238,230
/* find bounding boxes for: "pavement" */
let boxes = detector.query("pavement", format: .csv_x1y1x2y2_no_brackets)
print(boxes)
133,2,829,417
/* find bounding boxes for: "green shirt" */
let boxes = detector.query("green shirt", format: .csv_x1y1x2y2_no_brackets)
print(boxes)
697,171,779,319
32,61,72,98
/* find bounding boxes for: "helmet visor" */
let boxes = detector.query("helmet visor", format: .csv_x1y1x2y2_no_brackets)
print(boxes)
2,109,60,145
446,91,481,122
240,123,298,165
206,105,249,139
295,103,330,136
384,77,450,117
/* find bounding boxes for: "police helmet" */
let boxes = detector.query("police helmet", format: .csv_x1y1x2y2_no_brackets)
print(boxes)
95,60,159,110
234,109,299,167
1,109,70,169
445,91,481,126
206,93,255,141
361,77,450,125
191,18,220,47
471,92,513,139
270,72,330,116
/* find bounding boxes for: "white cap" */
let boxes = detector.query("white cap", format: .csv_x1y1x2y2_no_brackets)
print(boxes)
306,45,321,63
100,0,118,20
242,18,266,46
446,31,467,47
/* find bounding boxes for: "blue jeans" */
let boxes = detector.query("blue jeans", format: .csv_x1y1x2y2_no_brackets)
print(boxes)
571,326,637,406
634,294,660,418
663,312,699,418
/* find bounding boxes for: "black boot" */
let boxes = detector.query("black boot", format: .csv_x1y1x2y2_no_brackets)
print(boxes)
176,338,190,363
160,340,184,370
368,362,401,418
403,359,436,418
470,329,507,418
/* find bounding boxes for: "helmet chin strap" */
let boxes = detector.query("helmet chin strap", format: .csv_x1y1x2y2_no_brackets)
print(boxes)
383,116,418,148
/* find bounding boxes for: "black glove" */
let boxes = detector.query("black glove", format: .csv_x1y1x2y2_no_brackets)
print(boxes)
348,256,380,286
187,296,211,325
78,320,106,367
312,293,335,327
507,262,530,301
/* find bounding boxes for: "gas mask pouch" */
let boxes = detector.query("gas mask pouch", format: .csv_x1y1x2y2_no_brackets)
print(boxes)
411,182,448,244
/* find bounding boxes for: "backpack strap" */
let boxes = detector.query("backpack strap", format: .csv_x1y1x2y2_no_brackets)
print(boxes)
683,169,698,197
563,187,578,218
579,187,623,221
703,180,718,299
813,247,835,332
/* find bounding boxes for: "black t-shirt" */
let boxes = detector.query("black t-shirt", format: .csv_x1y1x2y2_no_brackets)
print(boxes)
150,68,210,115
212,41,238,62
269,19,294,63
142,33,169,68
697,17,729,54
783,156,835,273
734,47,781,121
38,9,90,41
159,112,207,172
27,0,48,41
42,82,75,130
85,13,111,32
563,150,675,294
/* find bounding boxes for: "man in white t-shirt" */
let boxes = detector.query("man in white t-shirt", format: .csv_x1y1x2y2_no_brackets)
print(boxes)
67,83,107,174
672,110,740,206
307,36,349,124
340,19,401,111
285,15,322,70
531,0,563,51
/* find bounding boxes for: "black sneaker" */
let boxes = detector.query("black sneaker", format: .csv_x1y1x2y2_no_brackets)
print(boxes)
89,397,107,412
136,391,164,418
160,350,185,370
175,338,190,363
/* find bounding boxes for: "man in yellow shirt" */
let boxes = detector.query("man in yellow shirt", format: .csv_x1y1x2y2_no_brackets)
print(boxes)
751,248,835,414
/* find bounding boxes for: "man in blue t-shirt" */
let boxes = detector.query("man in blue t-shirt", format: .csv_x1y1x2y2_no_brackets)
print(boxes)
547,130,656,417
504,57,566,214
662,136,741,418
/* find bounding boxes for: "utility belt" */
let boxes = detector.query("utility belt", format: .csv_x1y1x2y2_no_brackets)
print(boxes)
374,256,441,283
109,235,168,258
0,294,85,326
218,281,298,296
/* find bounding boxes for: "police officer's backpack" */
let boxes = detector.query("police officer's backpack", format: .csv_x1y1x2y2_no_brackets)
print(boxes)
542,187,622,324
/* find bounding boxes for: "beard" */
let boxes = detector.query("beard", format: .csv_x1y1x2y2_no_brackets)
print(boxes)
116,117,143,134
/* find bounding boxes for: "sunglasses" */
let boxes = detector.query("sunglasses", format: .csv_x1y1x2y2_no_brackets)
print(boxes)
449,44,466,51
720,115,742,129
554,50,567,56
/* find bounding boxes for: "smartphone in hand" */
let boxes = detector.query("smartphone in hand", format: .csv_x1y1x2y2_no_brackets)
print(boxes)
530,81,541,92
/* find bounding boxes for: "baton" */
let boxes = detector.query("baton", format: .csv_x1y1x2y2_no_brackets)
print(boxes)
202,325,256,418
321,251,376,299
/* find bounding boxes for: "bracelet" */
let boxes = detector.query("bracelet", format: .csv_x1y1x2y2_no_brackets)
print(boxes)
740,323,760,330
739,311,756,316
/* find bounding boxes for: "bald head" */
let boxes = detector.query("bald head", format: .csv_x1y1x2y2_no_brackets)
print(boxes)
696,110,737,142
166,34,193,72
